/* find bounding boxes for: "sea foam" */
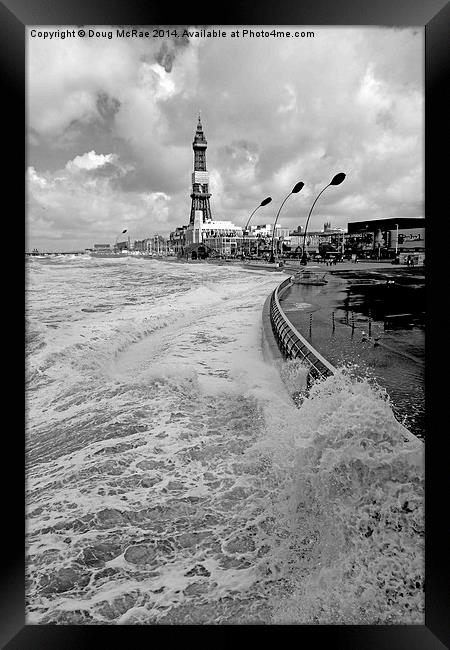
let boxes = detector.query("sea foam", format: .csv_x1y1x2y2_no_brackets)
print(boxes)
25,256,423,624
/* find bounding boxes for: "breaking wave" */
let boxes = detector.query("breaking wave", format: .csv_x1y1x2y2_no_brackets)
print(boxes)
251,369,424,624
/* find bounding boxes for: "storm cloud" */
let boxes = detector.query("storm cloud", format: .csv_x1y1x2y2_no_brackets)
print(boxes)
26,26,423,251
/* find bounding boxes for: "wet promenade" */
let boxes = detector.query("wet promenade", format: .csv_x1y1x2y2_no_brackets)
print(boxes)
279,262,425,439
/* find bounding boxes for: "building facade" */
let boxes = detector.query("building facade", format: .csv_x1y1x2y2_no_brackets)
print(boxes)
115,239,129,252
346,218,425,260
133,235,170,255
133,238,150,253
287,223,346,257
169,226,187,255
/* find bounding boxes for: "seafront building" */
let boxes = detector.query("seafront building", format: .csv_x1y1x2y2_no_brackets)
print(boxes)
90,234,172,256
115,239,130,252
133,235,171,256
346,217,425,263
250,223,291,239
93,243,112,252
289,221,346,258
282,217,425,262
169,226,188,255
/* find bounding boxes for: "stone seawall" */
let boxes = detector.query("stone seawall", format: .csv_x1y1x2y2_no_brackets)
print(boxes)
261,293,285,364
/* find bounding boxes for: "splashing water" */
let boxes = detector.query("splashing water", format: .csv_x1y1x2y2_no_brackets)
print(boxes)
278,357,310,406
254,369,424,624
25,256,423,624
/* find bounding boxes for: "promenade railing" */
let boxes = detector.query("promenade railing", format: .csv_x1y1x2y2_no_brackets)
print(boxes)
269,276,336,382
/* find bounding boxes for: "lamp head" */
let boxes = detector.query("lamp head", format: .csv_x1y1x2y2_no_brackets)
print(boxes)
292,181,304,194
330,173,346,186
260,196,272,206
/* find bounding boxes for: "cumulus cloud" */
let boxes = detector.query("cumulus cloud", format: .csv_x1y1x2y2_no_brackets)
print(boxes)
65,150,118,171
26,26,423,250
26,153,172,250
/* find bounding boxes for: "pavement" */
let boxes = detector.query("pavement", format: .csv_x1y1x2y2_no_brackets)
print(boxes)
236,258,423,274
282,260,419,273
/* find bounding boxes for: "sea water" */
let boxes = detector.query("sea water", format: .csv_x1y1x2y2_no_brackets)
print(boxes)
25,256,424,624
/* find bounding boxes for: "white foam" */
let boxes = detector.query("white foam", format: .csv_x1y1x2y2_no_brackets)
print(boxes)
25,257,423,625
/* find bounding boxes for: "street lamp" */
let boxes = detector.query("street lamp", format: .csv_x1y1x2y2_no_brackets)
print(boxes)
242,196,272,259
269,181,304,264
301,173,346,265
395,223,399,255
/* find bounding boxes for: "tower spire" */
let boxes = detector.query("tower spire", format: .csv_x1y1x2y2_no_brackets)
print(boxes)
189,114,212,224
193,112,206,146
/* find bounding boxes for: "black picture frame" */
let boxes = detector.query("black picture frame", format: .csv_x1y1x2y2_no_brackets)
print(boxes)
7,0,449,646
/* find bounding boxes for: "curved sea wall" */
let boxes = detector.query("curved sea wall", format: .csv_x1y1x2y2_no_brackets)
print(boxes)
262,275,421,447
264,276,336,383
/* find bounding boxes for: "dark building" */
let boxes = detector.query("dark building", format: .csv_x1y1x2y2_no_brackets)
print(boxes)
347,217,424,233
346,217,425,260
169,225,187,255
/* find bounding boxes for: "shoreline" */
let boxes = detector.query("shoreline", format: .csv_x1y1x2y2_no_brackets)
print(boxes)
94,254,422,275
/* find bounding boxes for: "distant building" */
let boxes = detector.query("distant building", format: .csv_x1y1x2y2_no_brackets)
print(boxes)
250,223,290,239
290,225,303,236
203,232,241,257
169,226,187,255
245,223,291,256
347,217,424,234
133,238,151,253
288,222,346,257
346,217,425,259
133,235,169,255
186,217,243,248
182,242,215,260
149,234,168,255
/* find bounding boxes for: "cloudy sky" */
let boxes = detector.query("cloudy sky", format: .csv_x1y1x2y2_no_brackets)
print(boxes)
26,26,423,251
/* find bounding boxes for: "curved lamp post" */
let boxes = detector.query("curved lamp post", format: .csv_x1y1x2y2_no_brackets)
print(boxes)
114,229,127,252
270,181,304,264
301,172,346,265
242,196,272,259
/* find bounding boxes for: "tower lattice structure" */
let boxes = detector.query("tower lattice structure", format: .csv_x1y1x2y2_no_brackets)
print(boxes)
189,114,212,224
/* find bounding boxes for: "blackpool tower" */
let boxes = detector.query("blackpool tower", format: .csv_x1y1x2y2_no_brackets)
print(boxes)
189,114,212,224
